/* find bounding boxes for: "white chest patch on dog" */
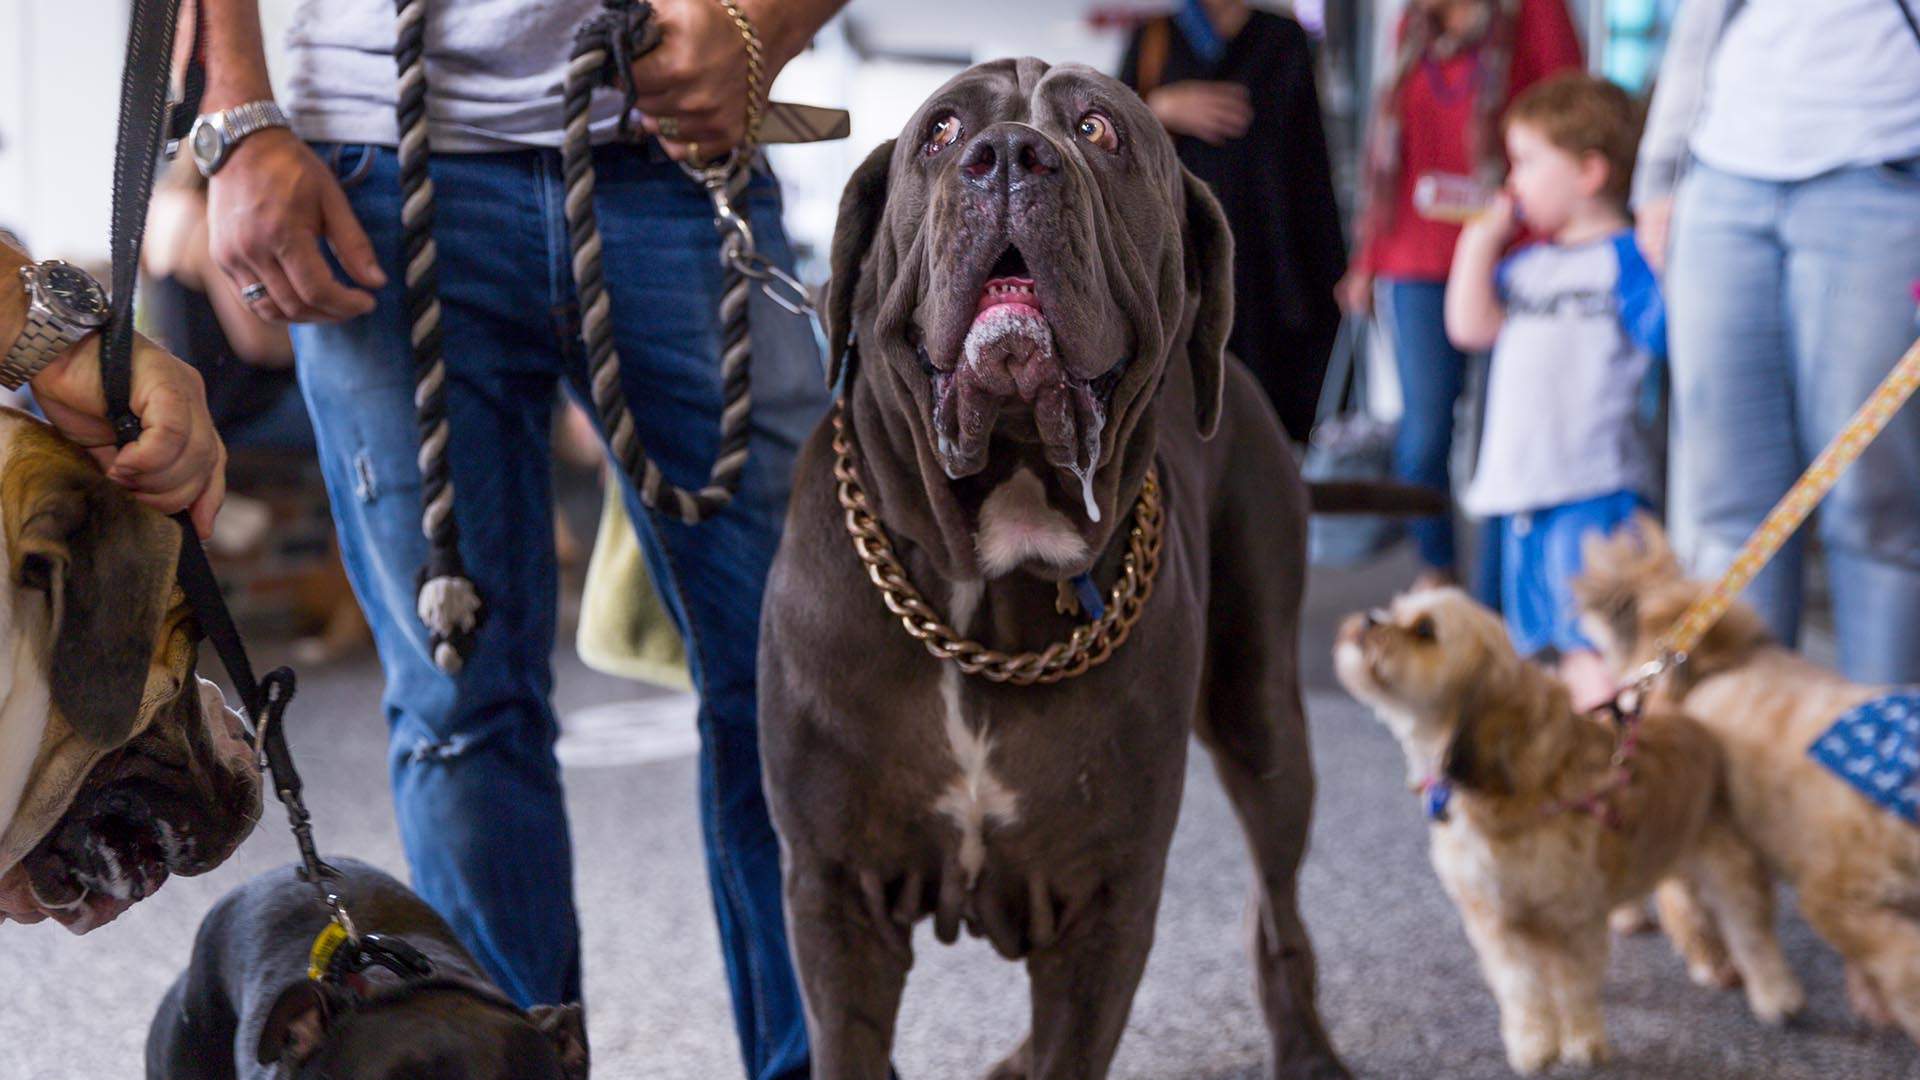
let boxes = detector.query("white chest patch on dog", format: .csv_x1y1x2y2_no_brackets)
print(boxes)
932,581,1019,889
975,468,1089,579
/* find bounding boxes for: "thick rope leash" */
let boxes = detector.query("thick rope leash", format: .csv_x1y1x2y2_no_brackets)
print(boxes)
1631,333,1920,690
393,0,777,673
392,0,480,674
565,4,756,525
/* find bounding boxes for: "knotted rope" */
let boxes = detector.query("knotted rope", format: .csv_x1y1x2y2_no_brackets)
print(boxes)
391,0,765,673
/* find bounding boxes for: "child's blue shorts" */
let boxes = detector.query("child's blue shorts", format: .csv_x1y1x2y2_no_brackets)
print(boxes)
1493,491,1645,659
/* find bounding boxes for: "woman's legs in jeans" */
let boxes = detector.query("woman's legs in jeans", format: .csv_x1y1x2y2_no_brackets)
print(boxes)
1666,162,1806,646
1381,277,1468,574
1784,161,1920,683
1671,159,1920,681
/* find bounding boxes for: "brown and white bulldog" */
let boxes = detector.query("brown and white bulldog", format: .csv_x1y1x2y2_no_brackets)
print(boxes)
760,59,1346,1078
0,408,260,932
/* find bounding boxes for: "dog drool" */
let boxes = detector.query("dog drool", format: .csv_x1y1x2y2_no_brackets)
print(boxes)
947,295,1107,524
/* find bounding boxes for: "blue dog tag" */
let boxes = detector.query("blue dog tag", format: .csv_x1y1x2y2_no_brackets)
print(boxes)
1072,572,1106,622
1808,691,1920,826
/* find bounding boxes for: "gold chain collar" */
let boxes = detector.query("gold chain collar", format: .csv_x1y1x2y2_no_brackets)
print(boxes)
830,406,1163,685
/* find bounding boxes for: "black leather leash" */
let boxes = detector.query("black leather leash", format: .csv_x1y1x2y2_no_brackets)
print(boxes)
103,0,338,907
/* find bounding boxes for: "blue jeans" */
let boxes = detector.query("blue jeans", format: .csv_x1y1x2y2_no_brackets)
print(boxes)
1495,491,1645,658
1667,158,1920,683
289,142,827,1080
1381,277,1469,573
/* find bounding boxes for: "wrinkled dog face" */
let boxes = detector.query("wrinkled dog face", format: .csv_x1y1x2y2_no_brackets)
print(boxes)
0,409,260,929
829,58,1230,575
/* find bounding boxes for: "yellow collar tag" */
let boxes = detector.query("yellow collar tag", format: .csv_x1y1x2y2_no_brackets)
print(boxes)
307,921,350,982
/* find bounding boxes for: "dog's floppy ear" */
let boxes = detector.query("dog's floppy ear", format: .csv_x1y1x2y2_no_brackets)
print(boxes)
826,138,898,389
257,980,349,1066
4,440,180,748
1179,166,1232,440
527,1002,590,1080
1441,679,1515,796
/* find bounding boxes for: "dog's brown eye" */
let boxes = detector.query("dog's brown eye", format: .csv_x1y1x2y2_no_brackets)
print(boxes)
1411,616,1437,642
1077,111,1119,152
925,114,962,157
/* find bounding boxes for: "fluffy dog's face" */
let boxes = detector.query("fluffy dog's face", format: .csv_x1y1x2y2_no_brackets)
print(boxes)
1571,518,1771,684
0,410,260,930
827,58,1232,578
1335,589,1525,782
1335,588,1516,717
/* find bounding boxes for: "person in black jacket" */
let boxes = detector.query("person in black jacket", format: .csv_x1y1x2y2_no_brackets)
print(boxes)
1121,0,1347,443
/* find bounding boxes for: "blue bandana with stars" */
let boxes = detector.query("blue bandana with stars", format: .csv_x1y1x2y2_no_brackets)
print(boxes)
1808,692,1920,826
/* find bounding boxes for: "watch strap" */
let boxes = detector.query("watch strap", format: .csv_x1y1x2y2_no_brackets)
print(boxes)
221,100,289,143
2,303,79,390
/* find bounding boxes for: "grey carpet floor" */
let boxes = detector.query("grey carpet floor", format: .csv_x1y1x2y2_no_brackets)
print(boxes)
2,550,1915,1079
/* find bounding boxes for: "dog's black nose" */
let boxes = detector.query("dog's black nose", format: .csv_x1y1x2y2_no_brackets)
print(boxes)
961,124,1062,194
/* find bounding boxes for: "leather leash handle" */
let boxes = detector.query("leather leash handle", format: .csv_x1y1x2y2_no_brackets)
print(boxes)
103,0,183,452
101,0,331,888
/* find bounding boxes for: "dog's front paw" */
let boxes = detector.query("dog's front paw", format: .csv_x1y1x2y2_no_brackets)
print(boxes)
1558,1031,1610,1069
1501,1025,1559,1075
1607,902,1656,937
1746,971,1807,1025
1846,965,1896,1029
1687,957,1742,990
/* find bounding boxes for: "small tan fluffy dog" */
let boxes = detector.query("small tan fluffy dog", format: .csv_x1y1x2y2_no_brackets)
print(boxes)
1335,588,1804,1074
1576,520,1920,1046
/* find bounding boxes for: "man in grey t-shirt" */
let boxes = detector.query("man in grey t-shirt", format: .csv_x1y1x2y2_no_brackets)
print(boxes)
195,2,846,1076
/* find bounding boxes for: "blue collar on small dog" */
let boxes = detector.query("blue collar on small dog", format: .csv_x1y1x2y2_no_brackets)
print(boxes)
1072,572,1106,622
1419,776,1453,823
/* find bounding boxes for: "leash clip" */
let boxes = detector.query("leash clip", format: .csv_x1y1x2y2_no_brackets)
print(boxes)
685,158,817,318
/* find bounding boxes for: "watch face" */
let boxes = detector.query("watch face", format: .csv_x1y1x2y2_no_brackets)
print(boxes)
41,263,108,324
192,120,223,165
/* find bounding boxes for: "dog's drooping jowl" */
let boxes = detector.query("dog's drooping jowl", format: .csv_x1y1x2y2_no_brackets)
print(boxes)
1576,519,1920,1048
1336,588,1803,1074
758,58,1346,1078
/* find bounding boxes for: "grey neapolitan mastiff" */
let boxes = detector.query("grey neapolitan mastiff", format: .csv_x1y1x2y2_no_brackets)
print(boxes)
759,59,1348,1078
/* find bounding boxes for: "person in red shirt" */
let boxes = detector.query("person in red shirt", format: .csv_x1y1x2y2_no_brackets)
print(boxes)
1335,0,1581,586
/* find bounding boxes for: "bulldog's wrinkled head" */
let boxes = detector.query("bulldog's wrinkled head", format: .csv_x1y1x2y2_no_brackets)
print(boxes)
0,409,260,932
829,58,1232,580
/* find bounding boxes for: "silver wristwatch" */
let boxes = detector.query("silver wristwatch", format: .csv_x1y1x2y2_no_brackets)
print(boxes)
3,260,111,390
187,100,291,177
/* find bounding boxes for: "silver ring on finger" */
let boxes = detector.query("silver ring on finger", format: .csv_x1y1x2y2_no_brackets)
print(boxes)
658,115,681,140
241,282,270,303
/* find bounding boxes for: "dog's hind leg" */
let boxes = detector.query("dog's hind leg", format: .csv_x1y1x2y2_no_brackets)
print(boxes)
1195,408,1349,1080
1683,823,1805,1024
1653,878,1740,989
1802,898,1920,1046
784,857,912,1080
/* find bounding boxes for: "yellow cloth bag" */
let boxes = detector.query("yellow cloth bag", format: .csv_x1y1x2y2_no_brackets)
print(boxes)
574,471,693,691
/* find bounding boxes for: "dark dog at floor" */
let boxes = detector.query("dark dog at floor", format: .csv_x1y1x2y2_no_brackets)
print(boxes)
758,58,1347,1078
146,859,587,1079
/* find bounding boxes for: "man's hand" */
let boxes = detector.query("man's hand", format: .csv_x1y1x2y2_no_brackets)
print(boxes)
30,335,226,539
1635,195,1674,276
206,128,385,324
1146,81,1253,146
629,0,842,162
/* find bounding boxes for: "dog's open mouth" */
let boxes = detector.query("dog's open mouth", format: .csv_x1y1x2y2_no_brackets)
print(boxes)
928,245,1123,522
